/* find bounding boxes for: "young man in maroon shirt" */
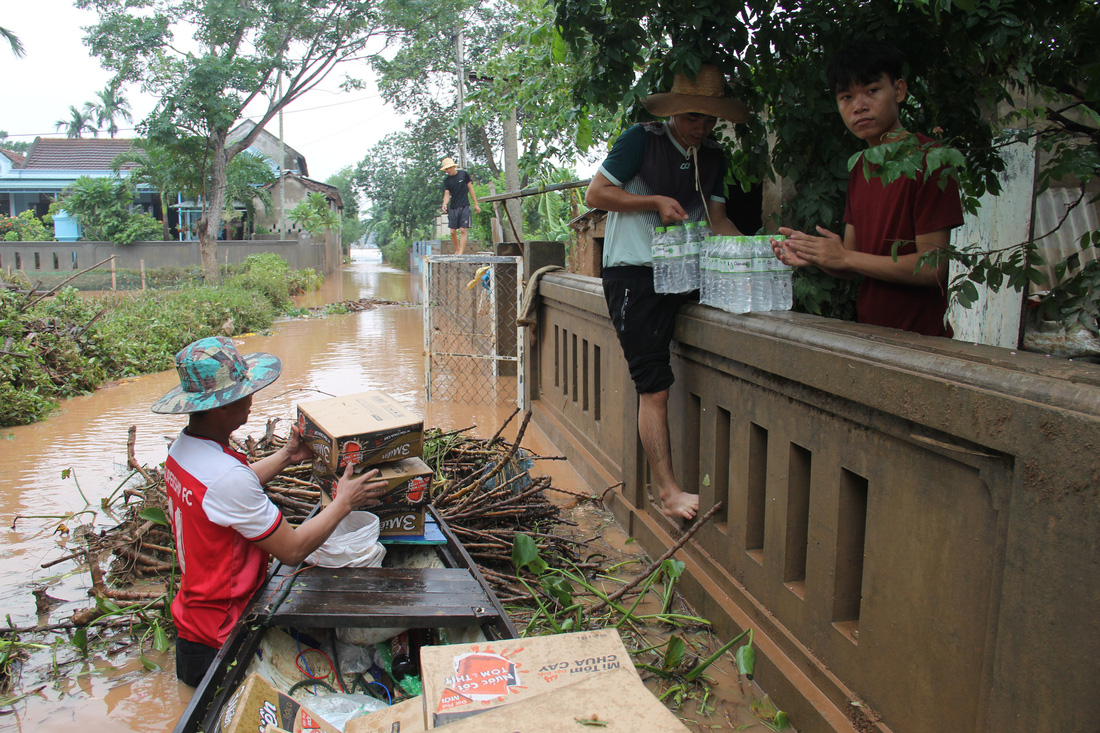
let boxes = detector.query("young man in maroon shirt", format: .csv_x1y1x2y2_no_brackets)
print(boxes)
773,39,964,337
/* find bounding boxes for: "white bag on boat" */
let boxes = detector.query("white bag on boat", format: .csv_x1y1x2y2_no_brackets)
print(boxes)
306,512,386,568
304,692,388,731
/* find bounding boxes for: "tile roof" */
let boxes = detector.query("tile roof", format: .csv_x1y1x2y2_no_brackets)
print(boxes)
21,138,137,170
0,148,25,166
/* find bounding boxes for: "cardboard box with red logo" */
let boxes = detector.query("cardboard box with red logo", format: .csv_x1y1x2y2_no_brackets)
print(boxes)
211,672,340,733
419,629,636,728
297,391,423,474
417,667,690,732
318,456,433,537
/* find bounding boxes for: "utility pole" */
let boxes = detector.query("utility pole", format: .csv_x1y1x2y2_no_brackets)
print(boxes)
278,70,287,237
455,27,467,168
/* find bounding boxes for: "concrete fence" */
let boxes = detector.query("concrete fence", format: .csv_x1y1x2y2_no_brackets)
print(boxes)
0,232,339,278
528,272,1100,733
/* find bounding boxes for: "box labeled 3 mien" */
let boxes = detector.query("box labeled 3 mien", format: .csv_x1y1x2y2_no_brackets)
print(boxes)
297,391,423,473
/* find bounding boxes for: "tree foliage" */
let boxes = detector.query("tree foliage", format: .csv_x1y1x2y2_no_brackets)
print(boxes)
78,0,411,281
84,83,133,138
57,176,160,245
55,105,99,139
356,122,447,244
555,0,1100,333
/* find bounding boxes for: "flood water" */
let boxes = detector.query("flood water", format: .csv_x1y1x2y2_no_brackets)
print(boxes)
0,249,589,731
0,250,777,732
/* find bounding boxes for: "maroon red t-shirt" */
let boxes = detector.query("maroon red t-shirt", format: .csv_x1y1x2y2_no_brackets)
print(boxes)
844,134,964,337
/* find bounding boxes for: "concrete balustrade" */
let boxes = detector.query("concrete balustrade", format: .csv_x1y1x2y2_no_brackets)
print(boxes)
528,271,1100,733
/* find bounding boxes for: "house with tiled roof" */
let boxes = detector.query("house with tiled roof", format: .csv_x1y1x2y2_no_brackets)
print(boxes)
0,122,330,242
0,137,145,222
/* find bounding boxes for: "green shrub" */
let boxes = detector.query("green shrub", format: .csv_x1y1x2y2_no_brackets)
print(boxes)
224,252,295,311
380,234,411,271
0,210,53,242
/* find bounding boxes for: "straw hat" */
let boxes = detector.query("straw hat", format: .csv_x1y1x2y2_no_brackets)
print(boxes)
440,157,458,171
642,65,748,123
151,337,282,414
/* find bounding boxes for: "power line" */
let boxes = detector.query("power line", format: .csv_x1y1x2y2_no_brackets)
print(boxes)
2,93,388,140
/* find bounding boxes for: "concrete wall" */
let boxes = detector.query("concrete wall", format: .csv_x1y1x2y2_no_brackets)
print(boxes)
0,235,333,277
529,272,1100,733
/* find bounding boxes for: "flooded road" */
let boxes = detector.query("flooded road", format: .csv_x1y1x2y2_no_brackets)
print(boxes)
0,249,777,732
0,250,588,731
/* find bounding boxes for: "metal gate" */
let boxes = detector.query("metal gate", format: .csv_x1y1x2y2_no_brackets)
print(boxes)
422,255,524,407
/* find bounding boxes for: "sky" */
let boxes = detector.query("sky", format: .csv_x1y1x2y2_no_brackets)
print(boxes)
1,0,412,183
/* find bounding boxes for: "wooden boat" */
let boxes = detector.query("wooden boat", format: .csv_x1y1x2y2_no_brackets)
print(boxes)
172,505,518,733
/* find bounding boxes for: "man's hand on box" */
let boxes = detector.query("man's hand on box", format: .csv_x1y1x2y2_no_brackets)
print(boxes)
282,425,316,465
336,464,388,509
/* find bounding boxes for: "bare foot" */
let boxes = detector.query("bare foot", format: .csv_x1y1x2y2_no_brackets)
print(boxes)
659,490,699,520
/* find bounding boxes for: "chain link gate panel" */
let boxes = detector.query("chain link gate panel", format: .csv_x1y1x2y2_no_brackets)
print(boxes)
422,255,524,407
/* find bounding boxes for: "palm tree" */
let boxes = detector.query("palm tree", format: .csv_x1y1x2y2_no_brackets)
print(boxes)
223,152,277,238
85,85,133,138
55,106,98,138
0,26,24,57
112,139,195,241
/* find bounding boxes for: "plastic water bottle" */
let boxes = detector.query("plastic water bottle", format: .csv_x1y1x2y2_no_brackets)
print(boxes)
704,236,721,305
771,234,793,310
750,236,773,312
652,226,674,293
684,221,708,291
729,237,753,314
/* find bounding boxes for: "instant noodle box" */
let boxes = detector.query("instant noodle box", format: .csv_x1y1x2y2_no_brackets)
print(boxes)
419,628,636,728
297,391,423,474
212,672,339,733
317,456,433,537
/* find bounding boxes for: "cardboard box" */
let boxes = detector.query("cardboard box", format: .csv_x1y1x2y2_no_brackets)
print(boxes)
419,629,635,728
212,672,339,733
320,491,427,538
315,457,433,507
298,391,423,473
345,695,427,733
425,667,690,732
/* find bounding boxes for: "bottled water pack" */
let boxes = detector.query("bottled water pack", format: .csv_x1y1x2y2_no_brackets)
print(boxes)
699,234,792,314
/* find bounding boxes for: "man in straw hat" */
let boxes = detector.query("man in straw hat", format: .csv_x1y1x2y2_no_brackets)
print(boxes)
151,336,387,686
585,64,748,520
440,157,482,254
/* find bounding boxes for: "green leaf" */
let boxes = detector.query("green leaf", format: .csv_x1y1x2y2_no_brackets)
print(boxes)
512,533,548,574
663,636,686,671
153,621,170,652
138,507,169,526
735,643,756,678
72,627,88,656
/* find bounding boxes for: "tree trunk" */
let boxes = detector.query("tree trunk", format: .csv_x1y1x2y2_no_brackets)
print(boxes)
502,108,523,244
198,133,230,283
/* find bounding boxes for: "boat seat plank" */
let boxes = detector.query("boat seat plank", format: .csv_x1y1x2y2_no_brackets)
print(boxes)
252,565,504,629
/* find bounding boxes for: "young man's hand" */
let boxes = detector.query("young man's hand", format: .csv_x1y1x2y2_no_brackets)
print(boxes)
778,226,848,270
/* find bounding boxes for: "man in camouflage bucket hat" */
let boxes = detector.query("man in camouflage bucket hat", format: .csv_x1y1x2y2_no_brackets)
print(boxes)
152,336,388,686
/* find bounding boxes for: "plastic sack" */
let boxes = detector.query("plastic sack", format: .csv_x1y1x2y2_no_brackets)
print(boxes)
303,692,388,731
306,512,386,568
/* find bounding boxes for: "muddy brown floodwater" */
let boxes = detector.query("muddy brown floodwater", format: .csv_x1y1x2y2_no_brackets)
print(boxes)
0,250,777,732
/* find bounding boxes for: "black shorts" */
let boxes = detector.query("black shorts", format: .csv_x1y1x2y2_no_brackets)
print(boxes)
602,266,695,394
448,206,472,230
176,637,220,687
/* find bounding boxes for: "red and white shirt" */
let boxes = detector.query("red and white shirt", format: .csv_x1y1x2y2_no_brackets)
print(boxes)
164,430,281,648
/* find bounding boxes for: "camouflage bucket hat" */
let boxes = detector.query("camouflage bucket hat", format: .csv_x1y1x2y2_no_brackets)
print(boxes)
151,336,283,414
